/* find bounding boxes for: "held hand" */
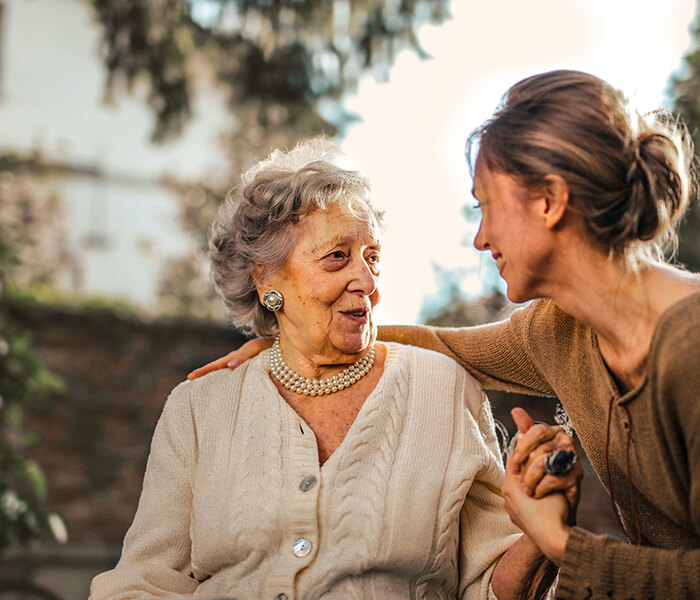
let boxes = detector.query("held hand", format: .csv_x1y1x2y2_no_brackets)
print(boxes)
187,337,273,380
502,455,571,565
510,407,582,513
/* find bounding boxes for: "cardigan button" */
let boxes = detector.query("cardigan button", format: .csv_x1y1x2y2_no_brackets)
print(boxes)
299,475,317,492
293,537,312,557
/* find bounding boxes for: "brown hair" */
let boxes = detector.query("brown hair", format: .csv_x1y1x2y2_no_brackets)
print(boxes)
466,70,694,263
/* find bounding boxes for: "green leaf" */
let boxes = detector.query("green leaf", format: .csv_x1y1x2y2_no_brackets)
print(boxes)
23,460,48,503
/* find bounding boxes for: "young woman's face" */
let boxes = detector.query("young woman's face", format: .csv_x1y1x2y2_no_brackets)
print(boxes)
472,164,553,303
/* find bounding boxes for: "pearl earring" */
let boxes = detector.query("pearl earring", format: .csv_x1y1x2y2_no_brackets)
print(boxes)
262,289,284,312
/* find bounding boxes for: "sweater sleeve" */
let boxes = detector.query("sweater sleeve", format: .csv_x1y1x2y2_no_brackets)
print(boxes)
457,378,523,600
379,301,555,396
90,382,199,599
558,528,700,599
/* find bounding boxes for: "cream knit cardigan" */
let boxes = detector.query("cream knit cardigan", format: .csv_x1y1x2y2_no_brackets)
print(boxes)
90,343,520,600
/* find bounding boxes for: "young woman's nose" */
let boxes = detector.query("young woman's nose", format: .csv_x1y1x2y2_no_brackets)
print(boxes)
473,220,489,251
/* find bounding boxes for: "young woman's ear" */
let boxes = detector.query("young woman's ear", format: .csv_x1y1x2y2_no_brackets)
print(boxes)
541,174,570,230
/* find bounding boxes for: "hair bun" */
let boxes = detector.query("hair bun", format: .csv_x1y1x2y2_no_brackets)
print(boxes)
623,126,689,245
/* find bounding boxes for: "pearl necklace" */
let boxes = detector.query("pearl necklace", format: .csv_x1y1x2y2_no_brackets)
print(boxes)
269,337,375,396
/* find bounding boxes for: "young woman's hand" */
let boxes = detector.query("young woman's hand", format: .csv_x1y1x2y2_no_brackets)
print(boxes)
502,407,583,565
187,338,273,380
502,466,571,565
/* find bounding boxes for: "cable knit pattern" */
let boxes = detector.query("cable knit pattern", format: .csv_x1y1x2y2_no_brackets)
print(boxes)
90,343,521,600
308,345,410,599
413,475,470,599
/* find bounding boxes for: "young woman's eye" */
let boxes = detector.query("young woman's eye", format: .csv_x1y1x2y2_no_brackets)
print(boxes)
472,201,482,210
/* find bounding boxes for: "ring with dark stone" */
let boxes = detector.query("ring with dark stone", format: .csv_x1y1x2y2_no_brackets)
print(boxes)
544,449,577,476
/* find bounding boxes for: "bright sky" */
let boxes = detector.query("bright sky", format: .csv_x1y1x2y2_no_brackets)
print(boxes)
340,0,696,325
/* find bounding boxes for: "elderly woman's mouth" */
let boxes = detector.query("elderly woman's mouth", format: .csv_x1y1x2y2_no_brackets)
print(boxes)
341,307,370,322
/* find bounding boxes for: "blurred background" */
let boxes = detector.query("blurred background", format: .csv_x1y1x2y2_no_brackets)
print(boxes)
1,0,699,597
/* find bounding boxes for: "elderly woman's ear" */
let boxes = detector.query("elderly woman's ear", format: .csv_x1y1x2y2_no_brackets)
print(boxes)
253,267,281,311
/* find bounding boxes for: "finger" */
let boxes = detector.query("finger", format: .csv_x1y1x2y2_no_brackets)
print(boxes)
565,471,583,514
511,407,535,434
528,454,582,502
532,472,579,499
502,456,526,513
187,352,238,380
520,436,574,474
511,424,562,465
521,453,548,494
504,451,524,486
505,452,520,477
187,338,273,380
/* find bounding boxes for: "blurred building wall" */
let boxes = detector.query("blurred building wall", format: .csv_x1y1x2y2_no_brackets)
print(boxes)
0,0,231,309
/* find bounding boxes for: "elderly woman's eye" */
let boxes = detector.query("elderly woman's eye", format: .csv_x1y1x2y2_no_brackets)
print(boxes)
327,251,346,260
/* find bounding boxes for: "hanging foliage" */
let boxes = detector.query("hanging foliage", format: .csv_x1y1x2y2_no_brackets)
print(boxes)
91,0,451,141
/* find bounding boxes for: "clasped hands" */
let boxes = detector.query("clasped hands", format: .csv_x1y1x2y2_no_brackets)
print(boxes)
502,407,583,566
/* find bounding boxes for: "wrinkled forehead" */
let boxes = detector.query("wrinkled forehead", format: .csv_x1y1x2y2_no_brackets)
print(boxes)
295,201,382,248
345,197,382,238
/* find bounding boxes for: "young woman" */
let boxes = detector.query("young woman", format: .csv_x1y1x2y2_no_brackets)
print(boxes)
191,71,699,599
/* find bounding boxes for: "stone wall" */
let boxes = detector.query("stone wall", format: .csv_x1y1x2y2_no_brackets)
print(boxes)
1,299,620,599
2,299,246,598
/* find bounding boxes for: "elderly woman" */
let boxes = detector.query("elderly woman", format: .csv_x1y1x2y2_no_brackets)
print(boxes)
90,140,571,600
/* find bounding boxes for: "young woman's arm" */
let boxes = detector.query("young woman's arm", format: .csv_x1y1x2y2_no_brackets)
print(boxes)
379,301,555,397
189,301,557,399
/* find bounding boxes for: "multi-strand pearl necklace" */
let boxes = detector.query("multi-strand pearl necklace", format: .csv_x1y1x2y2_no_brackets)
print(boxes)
269,337,375,396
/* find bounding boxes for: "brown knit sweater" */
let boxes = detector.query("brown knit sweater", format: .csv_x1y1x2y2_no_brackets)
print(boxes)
381,292,700,599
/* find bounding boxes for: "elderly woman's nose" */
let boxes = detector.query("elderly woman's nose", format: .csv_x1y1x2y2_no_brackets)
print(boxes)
348,257,378,294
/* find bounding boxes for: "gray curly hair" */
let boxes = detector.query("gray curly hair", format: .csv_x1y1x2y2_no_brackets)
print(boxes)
209,138,383,337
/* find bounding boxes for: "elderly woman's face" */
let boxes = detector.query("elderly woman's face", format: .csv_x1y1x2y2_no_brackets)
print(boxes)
266,203,381,362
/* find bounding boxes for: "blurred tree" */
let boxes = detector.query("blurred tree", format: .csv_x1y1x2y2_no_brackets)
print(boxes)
671,0,700,271
90,0,451,320
424,291,512,327
0,155,70,292
92,0,450,141
419,264,512,327
0,154,67,549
